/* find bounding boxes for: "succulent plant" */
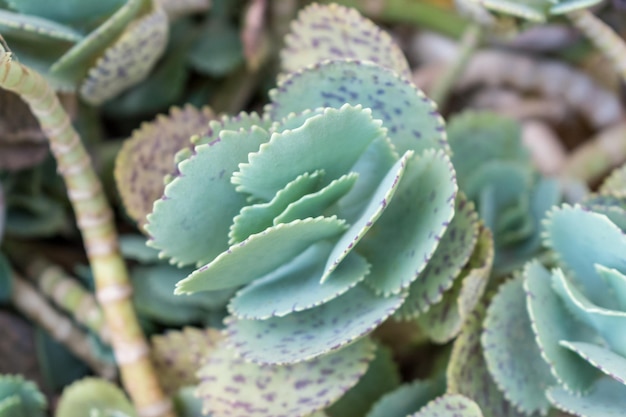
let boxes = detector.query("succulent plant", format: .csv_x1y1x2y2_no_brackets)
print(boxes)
447,111,561,274
55,378,136,417
0,374,46,417
0,0,170,104
460,0,602,21
480,167,626,416
114,3,493,416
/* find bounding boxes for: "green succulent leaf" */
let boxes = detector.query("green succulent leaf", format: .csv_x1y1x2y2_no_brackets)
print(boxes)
360,149,457,295
267,60,448,156
581,201,626,233
600,165,626,196
365,378,445,417
225,283,406,365
146,126,270,267
151,327,222,395
281,3,410,79
478,0,550,21
559,341,626,385
544,205,626,307
0,375,46,417
228,241,369,320
55,378,136,417
173,386,204,417
192,112,271,146
327,344,401,417
7,0,124,24
188,20,243,76
0,9,83,42
416,224,493,343
176,216,347,294
156,0,210,20
115,105,215,229
196,339,375,417
80,7,168,105
118,234,160,263
482,275,556,414
409,394,483,417
524,261,601,393
547,377,626,417
234,105,385,201
396,192,479,319
596,265,626,309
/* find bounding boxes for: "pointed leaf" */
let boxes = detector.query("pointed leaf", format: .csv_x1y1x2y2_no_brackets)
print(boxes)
176,217,347,294
146,126,269,267
281,4,410,79
196,339,375,417
360,149,457,295
226,283,406,364
267,60,448,155
409,394,483,417
234,105,385,201
228,242,369,319
547,377,626,417
366,379,445,417
56,378,136,417
115,105,215,228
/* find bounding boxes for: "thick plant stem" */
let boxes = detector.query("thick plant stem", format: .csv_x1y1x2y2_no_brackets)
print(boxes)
0,50,174,417
429,23,482,108
11,272,117,379
568,9,626,82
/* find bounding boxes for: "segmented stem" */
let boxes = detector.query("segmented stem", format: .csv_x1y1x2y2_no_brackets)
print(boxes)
568,9,626,82
11,272,117,379
0,50,174,417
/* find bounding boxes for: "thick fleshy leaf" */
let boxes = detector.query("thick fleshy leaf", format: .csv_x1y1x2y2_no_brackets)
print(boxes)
7,0,124,24
479,0,548,21
196,339,375,417
482,276,556,414
396,192,478,318
229,171,323,244
118,235,160,263
228,242,369,319
146,126,269,267
151,327,222,395
550,0,604,14
547,377,626,417
582,203,626,234
551,269,626,356
600,165,626,196
360,149,457,295
447,306,528,417
226,283,405,364
281,3,410,79
544,205,626,307
234,105,385,201
192,112,271,147
0,375,46,417
560,341,626,385
327,344,400,417
323,151,412,281
366,379,445,417
267,60,448,155
115,105,215,228
80,7,168,104
409,394,483,417
176,217,347,294
188,20,243,76
0,9,83,42
56,378,136,417
416,224,493,343
524,261,601,393
596,265,626,309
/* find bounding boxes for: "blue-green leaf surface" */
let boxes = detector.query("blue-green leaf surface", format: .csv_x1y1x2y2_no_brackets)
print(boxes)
409,395,483,417
0,9,83,42
366,379,445,417
547,377,626,417
596,265,626,310
560,341,626,385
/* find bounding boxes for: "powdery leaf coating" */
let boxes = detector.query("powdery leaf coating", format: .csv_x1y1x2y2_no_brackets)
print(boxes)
409,394,484,417
146,126,270,268
547,377,626,417
226,283,406,365
267,60,448,156
281,3,410,80
196,339,375,417
0,375,46,417
596,265,626,309
482,275,556,414
360,149,457,295
80,6,168,104
55,378,136,417
560,341,626,385
176,217,347,294
115,105,215,229
228,242,369,320
192,112,271,146
151,327,222,395
0,9,83,42
366,379,445,417
396,192,479,319
416,224,493,343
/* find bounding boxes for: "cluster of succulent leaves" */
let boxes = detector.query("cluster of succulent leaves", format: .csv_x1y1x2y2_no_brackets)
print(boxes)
113,3,498,417
0,374,46,417
460,0,602,22
475,164,626,417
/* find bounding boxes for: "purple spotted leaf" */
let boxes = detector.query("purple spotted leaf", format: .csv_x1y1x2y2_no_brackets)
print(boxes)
196,338,376,417
267,60,448,156
281,3,410,80
409,394,483,417
359,149,457,295
396,192,479,319
151,327,222,395
115,105,215,229
226,283,406,365
416,224,493,343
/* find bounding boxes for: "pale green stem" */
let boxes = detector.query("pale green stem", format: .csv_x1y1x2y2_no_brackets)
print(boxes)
0,48,174,417
429,23,482,108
